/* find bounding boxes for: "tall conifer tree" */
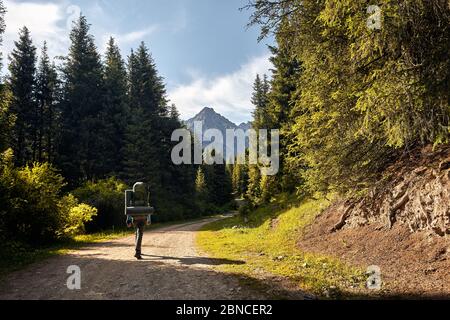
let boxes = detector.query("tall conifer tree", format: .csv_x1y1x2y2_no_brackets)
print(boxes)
58,15,105,184
8,27,37,166
103,37,128,176
36,42,59,163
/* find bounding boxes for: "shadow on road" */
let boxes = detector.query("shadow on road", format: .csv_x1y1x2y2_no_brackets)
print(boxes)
0,254,304,300
140,254,246,266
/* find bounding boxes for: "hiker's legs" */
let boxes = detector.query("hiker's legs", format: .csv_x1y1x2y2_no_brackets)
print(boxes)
135,221,144,256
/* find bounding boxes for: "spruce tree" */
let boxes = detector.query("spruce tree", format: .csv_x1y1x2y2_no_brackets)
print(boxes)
7,26,37,166
103,37,128,176
251,74,270,130
267,24,303,194
169,104,181,122
195,166,207,199
35,42,59,163
58,15,105,184
123,46,160,185
247,74,270,204
123,42,196,220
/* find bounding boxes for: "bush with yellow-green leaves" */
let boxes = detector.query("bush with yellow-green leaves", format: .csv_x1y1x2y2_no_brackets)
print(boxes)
0,149,97,248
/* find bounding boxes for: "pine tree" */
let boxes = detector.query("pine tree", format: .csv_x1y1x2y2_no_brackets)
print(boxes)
58,15,105,184
251,74,270,130
169,104,181,122
35,42,59,163
247,74,270,204
123,42,197,220
210,164,233,206
7,26,37,166
195,166,207,199
123,45,163,185
267,22,303,194
246,164,261,204
103,37,128,176
232,160,249,198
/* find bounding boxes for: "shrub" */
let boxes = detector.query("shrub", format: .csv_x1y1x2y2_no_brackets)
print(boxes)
58,194,97,238
72,177,127,232
0,151,66,244
0,149,97,246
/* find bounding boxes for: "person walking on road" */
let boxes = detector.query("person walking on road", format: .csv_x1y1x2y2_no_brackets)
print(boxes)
127,215,150,260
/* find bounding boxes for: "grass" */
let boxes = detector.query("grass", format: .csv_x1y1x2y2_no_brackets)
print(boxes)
197,195,366,298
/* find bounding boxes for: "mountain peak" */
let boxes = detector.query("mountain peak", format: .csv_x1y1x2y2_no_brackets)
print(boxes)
199,107,216,114
184,108,253,156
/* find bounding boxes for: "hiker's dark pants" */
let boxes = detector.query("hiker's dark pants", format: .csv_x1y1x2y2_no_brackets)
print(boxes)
135,221,145,256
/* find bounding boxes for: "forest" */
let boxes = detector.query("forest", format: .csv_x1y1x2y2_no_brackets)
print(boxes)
234,0,449,206
0,0,449,288
0,0,232,257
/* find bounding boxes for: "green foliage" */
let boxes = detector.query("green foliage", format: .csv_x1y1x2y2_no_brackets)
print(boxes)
58,194,97,237
251,74,270,130
205,164,233,207
102,37,129,176
195,167,207,197
0,86,13,152
123,42,201,222
0,149,61,243
0,149,99,246
58,15,107,183
194,165,233,216
246,164,261,204
232,163,248,197
6,161,65,244
7,26,38,166
35,42,59,163
246,0,450,195
72,177,126,232
198,196,365,296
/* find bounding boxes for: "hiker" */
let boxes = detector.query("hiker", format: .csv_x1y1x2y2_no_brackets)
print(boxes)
125,182,154,260
127,215,151,260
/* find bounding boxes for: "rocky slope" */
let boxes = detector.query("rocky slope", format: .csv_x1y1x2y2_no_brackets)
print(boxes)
332,145,450,236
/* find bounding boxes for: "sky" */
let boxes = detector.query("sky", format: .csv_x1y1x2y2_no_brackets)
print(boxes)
1,0,274,124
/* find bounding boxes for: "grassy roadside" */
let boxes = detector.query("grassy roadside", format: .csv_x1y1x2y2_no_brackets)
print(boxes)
0,216,211,278
197,196,366,298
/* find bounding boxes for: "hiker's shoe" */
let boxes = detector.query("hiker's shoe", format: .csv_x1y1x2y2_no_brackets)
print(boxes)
135,254,143,260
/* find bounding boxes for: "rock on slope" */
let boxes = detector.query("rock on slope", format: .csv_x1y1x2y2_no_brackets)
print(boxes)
333,146,450,236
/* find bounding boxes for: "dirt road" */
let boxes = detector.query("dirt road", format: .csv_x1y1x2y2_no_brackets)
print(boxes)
0,218,271,300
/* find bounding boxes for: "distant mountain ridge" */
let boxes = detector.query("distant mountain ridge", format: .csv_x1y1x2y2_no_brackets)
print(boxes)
184,107,252,157
185,107,251,133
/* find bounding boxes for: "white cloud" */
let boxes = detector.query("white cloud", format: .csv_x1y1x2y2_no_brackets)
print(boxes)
1,0,159,70
103,26,158,51
169,54,272,124
3,0,69,63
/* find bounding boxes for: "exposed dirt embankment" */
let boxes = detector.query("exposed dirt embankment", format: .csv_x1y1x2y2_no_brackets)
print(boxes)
335,145,450,235
299,145,450,297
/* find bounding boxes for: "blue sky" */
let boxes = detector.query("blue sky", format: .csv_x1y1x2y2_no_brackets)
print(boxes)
2,0,274,123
